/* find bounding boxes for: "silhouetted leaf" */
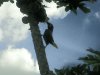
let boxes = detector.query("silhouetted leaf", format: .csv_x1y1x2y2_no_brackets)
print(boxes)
10,0,14,3
45,0,52,2
79,6,91,13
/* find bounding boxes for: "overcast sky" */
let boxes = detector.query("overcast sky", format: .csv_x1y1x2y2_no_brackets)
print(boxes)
0,0,100,75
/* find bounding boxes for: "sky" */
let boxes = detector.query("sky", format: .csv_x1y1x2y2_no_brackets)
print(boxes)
0,0,100,75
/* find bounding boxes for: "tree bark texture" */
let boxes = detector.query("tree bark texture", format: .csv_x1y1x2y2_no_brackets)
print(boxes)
29,22,54,75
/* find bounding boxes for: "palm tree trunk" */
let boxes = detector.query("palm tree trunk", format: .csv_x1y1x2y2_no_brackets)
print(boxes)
29,22,54,75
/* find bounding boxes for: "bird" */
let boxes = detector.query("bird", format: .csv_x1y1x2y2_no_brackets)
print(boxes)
46,22,54,33
43,28,58,48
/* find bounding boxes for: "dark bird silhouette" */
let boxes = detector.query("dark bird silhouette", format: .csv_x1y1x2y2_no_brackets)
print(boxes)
43,28,58,48
47,22,54,33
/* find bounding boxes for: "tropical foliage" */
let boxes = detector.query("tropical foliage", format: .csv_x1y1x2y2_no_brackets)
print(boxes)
0,1,97,75
79,48,100,74
55,48,100,75
53,0,96,14
55,64,88,75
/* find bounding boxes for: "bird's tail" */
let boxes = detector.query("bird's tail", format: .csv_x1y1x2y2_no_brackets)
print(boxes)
52,42,58,48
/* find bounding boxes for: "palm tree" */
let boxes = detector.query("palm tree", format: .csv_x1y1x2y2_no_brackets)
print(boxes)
53,0,96,14
55,48,100,75
79,48,100,71
55,67,74,75
55,64,88,75
0,0,96,75
79,48,100,75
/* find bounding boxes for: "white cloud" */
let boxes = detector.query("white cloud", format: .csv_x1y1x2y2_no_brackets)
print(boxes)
0,1,23,19
43,1,70,19
94,12,100,19
0,28,4,41
0,46,40,75
0,1,70,43
0,17,29,42
0,2,29,43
